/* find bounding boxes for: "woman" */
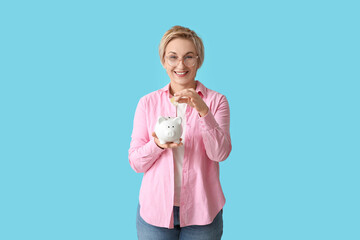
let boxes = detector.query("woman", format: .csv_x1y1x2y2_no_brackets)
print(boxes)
129,25,232,240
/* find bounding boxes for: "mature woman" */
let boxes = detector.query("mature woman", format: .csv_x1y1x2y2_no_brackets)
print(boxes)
129,25,232,240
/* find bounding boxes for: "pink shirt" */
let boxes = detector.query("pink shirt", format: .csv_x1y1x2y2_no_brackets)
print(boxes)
128,81,232,228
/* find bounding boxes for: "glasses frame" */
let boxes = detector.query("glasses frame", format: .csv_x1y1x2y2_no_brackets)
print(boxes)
165,55,199,67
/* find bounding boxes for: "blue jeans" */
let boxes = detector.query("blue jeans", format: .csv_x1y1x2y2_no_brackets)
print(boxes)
136,204,223,240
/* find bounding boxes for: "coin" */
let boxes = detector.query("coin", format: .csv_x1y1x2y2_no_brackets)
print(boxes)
170,97,179,106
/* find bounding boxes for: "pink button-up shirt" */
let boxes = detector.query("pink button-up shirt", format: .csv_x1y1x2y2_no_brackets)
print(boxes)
129,80,232,228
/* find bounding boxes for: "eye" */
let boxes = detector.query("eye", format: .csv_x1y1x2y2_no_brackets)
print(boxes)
172,126,174,128
169,55,177,59
185,56,194,59
168,126,170,128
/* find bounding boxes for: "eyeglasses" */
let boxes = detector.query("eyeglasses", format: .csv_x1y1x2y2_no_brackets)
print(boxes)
165,55,199,67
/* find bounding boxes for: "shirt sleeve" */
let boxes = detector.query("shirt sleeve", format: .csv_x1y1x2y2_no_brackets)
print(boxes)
128,97,165,173
198,95,232,162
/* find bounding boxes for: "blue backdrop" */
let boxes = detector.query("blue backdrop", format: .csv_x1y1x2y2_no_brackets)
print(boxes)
1,0,359,239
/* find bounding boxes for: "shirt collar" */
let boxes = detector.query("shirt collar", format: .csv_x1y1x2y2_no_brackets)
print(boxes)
160,80,207,98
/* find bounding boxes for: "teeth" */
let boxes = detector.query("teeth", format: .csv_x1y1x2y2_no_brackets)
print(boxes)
175,71,187,75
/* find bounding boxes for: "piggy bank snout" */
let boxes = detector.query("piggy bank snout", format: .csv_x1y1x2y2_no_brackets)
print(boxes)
161,125,180,138
167,131,175,137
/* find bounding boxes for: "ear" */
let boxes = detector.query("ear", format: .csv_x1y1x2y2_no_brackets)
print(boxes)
158,116,167,125
174,117,182,125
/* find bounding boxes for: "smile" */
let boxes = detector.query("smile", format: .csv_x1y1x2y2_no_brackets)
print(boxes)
174,71,189,77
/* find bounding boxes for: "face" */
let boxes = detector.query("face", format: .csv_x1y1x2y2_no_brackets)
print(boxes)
163,38,198,88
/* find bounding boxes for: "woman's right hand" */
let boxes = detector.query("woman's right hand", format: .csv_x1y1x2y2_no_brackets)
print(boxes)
152,132,183,149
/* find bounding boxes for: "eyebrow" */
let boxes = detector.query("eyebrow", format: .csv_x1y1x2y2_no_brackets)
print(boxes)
168,51,195,55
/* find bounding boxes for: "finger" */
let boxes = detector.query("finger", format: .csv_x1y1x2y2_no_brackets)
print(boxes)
174,89,187,96
177,97,190,104
187,88,197,94
169,142,183,148
173,96,181,101
175,92,193,99
174,89,193,97
152,132,157,138
171,96,183,103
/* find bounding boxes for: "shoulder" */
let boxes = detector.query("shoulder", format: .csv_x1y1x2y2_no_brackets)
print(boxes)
207,88,226,99
200,82,228,104
137,87,167,107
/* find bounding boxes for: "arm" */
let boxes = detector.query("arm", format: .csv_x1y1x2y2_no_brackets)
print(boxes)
199,95,232,162
128,97,164,173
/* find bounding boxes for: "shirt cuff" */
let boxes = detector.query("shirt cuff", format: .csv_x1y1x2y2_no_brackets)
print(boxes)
198,111,218,131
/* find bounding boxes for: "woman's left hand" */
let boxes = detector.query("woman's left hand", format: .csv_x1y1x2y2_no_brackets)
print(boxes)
174,89,209,117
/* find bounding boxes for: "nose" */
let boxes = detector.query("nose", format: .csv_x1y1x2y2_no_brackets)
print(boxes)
176,59,186,68
167,132,175,137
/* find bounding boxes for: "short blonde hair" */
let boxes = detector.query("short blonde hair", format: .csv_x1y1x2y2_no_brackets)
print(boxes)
159,25,204,69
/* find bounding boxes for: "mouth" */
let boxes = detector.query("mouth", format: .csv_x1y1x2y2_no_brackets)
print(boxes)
174,71,189,77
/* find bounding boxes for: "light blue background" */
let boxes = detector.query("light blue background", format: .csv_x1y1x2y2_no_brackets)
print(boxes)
1,0,359,239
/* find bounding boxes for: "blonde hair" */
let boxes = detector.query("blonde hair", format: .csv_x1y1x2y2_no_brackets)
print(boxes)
159,25,204,69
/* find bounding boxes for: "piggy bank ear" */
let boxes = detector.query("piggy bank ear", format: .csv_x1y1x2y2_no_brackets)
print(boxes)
158,116,167,125
174,117,182,125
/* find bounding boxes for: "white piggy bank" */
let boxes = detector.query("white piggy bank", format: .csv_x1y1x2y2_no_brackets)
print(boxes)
154,116,183,144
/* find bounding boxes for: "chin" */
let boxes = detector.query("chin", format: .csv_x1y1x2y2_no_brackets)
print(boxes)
172,77,194,85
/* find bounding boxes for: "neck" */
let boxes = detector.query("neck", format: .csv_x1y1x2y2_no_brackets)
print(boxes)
169,80,197,96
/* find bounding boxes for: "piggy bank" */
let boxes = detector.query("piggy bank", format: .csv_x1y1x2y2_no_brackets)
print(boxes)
154,116,183,144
